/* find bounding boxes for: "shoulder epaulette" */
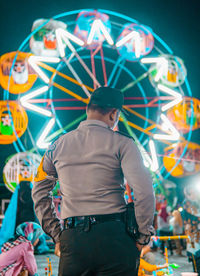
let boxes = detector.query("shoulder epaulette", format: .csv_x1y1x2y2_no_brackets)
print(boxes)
115,131,135,140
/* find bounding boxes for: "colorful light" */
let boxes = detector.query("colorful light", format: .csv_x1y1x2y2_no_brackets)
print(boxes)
154,114,180,141
154,59,168,82
116,23,154,61
149,140,159,171
28,56,60,83
36,118,55,148
87,19,114,45
20,86,52,117
148,55,187,88
158,84,183,111
116,31,141,58
74,10,112,49
141,57,165,63
55,28,84,58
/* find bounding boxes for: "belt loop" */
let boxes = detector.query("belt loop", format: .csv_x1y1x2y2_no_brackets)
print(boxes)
83,216,90,232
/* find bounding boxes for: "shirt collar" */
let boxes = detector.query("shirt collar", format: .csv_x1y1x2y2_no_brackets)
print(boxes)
78,119,110,129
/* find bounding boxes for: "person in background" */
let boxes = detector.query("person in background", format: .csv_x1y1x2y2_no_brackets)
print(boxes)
138,243,168,276
157,204,173,255
0,181,49,255
169,210,183,255
182,200,200,275
16,181,37,227
140,242,156,275
0,222,43,276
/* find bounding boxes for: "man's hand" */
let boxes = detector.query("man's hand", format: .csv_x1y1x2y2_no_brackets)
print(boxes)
136,242,144,252
54,242,61,257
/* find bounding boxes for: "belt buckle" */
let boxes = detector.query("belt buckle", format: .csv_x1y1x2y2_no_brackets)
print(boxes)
90,216,96,224
75,216,85,227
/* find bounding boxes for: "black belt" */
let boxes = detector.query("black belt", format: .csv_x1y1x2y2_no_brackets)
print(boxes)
64,212,125,232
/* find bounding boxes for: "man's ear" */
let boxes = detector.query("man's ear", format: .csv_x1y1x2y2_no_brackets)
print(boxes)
109,109,117,121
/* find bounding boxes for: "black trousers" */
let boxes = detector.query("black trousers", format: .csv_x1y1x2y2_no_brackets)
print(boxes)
158,230,173,254
59,220,140,276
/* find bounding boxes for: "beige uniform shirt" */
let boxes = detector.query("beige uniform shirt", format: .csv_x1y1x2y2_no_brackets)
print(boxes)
32,120,155,243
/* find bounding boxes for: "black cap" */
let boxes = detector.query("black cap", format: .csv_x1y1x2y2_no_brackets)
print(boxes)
89,87,125,112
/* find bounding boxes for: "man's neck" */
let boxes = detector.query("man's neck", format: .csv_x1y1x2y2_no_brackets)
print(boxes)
87,113,110,127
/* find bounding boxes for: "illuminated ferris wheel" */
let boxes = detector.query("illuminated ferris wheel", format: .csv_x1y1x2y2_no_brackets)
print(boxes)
0,9,200,193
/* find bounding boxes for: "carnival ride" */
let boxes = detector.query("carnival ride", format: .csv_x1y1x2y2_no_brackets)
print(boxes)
0,9,199,201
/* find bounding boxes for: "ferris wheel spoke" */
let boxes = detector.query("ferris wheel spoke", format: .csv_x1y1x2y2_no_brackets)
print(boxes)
122,106,185,144
90,47,99,89
65,38,101,88
119,116,156,139
120,113,160,174
112,60,125,88
107,56,124,86
121,67,154,93
100,46,108,86
52,82,89,104
90,45,109,88
38,61,94,92
63,56,91,97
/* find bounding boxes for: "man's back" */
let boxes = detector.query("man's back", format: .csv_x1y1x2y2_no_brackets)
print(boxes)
44,120,133,218
32,86,155,276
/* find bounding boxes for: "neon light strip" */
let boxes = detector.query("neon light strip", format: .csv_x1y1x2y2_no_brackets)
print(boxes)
62,38,101,88
37,61,94,92
91,49,97,89
112,60,125,88
36,118,55,148
53,82,88,104
141,57,168,82
107,56,123,86
45,113,87,142
158,84,183,111
28,96,177,103
120,113,158,172
87,19,114,45
149,140,159,172
121,67,155,92
87,20,98,45
56,28,84,58
121,112,162,190
153,114,180,141
28,56,60,83
141,57,165,63
20,86,52,117
119,116,153,137
116,31,141,58
63,56,91,97
56,28,66,57
100,47,108,86
47,106,86,110
57,34,91,97
20,86,49,102
22,102,52,117
155,59,168,82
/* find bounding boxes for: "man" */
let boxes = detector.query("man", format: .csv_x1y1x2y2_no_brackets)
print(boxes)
32,86,155,276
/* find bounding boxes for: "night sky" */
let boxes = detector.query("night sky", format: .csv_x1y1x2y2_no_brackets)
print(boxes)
0,0,199,199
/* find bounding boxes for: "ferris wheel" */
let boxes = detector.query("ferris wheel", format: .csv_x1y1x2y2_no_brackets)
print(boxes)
0,9,200,193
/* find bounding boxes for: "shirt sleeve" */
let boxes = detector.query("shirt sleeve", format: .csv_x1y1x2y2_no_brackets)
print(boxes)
32,143,63,243
140,258,158,272
20,242,38,275
120,138,155,244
